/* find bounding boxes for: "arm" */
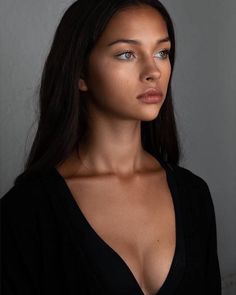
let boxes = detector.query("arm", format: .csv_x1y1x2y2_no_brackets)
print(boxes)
1,187,41,295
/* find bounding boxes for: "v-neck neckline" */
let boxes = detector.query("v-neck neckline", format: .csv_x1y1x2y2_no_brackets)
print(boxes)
45,159,186,295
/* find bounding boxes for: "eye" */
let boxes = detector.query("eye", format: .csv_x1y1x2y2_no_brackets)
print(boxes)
155,49,170,60
116,51,135,60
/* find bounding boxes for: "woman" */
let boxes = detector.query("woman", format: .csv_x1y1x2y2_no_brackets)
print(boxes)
1,0,222,294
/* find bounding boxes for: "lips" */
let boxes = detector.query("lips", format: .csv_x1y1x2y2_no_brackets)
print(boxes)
137,88,163,100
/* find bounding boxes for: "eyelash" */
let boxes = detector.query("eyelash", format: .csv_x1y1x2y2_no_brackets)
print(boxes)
115,49,170,61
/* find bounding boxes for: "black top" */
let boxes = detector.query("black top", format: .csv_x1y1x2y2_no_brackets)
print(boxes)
1,161,222,294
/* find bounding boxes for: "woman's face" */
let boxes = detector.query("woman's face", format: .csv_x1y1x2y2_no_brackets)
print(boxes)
79,4,172,121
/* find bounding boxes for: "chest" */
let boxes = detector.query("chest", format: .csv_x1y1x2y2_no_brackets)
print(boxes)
65,174,176,295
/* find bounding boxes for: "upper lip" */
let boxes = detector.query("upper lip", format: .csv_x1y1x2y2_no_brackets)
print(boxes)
137,88,163,99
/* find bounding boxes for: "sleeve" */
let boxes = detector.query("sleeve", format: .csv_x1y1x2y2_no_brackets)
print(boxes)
202,182,222,294
1,187,41,295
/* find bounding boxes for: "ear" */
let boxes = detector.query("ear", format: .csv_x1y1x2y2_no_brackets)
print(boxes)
79,77,88,92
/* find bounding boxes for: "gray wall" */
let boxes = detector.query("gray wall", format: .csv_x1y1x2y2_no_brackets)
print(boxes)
1,0,236,292
163,0,236,279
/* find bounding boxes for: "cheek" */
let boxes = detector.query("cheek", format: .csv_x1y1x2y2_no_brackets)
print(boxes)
161,63,171,92
167,62,172,79
87,59,133,99
162,60,171,78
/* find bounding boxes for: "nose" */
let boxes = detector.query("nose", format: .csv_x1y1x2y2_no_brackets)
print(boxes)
140,59,161,82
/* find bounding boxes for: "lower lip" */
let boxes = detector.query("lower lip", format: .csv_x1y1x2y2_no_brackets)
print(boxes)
138,95,163,104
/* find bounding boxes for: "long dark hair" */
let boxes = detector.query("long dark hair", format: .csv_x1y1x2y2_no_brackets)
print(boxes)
15,0,181,185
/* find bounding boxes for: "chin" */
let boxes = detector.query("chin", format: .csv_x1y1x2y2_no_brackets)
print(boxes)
138,107,161,121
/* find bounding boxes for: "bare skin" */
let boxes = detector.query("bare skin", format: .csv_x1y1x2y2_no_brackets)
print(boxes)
57,4,175,295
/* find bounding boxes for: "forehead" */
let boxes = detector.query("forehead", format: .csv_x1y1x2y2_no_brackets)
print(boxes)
95,4,169,46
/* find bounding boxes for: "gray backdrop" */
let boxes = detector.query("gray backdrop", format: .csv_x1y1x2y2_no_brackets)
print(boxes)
1,0,236,293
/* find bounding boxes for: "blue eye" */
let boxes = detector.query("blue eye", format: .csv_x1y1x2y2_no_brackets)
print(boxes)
155,49,170,60
116,49,170,61
116,51,135,60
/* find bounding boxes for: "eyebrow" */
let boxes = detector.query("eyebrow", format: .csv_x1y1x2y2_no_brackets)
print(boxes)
107,36,171,47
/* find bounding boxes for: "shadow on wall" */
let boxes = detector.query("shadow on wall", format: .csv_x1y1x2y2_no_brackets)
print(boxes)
222,273,236,295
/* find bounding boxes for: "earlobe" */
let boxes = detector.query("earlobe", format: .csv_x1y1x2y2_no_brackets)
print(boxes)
79,78,88,91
